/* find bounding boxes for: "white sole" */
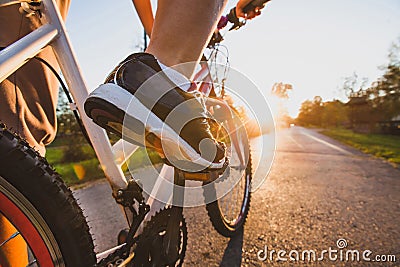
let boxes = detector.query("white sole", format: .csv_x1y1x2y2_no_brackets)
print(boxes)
88,83,224,170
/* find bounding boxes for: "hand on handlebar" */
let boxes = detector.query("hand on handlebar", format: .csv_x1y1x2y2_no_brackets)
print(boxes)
236,0,263,20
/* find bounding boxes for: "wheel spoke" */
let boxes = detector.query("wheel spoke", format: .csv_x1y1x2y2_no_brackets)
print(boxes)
229,185,236,221
205,114,251,237
234,175,241,221
224,185,231,220
0,231,20,247
27,259,38,266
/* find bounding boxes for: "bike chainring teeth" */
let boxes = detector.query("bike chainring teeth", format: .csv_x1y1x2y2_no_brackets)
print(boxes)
131,207,188,267
96,245,130,267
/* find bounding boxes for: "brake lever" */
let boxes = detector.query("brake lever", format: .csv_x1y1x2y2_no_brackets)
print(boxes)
226,8,246,31
243,0,271,14
226,0,271,31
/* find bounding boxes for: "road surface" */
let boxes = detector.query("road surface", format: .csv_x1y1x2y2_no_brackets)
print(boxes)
74,127,400,266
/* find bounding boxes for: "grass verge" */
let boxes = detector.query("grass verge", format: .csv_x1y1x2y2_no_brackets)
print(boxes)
320,128,400,165
46,144,163,186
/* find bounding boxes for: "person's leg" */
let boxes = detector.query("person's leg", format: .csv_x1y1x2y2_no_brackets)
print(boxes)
0,1,70,264
146,0,228,78
0,1,70,155
85,0,229,170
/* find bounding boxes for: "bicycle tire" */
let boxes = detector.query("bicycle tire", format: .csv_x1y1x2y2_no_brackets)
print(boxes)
204,154,252,237
0,124,96,266
204,111,252,237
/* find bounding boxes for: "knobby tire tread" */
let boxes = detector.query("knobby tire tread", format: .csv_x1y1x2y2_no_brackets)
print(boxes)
0,124,96,266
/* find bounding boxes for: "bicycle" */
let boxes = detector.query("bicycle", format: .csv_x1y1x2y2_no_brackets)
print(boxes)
0,0,269,266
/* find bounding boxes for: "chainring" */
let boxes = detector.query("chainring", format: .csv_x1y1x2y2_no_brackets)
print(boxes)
96,243,130,267
130,207,188,267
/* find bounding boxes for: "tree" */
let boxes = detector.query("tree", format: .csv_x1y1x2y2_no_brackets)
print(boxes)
370,64,400,121
388,37,400,67
297,99,314,125
296,97,347,127
271,82,293,99
354,39,400,126
322,100,347,127
341,38,400,130
270,82,294,128
55,89,93,161
296,97,324,126
56,89,81,136
297,38,400,132
342,73,368,98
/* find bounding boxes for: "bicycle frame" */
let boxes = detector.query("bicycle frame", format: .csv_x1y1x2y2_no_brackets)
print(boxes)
0,0,244,228
0,0,136,193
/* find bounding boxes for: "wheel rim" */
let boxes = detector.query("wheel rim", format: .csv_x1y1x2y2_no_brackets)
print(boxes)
0,176,64,266
215,118,251,228
218,165,250,227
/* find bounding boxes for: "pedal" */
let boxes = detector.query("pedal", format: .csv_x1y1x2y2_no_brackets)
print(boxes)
181,158,229,182
182,172,213,181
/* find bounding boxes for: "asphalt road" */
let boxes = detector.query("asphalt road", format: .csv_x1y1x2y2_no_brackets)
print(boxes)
73,127,400,266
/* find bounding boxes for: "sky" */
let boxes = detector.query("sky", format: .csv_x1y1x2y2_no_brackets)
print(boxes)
66,0,400,117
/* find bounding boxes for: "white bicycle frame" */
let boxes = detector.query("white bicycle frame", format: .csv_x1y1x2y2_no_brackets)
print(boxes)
0,0,151,217
0,0,233,228
0,0,247,225
0,0,257,262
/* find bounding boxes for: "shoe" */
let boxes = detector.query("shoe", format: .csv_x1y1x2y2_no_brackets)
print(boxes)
84,53,225,171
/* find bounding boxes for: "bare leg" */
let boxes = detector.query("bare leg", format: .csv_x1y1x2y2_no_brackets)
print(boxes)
146,0,227,78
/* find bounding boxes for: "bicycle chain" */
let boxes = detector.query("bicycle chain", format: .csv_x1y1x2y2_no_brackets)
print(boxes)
95,207,187,267
131,207,187,267
95,244,130,267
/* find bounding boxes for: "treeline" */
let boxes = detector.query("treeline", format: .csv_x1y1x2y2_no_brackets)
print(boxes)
296,40,400,134
296,97,347,128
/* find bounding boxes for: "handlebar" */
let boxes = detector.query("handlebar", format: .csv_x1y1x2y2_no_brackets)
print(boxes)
225,0,271,30
208,0,271,48
243,0,271,13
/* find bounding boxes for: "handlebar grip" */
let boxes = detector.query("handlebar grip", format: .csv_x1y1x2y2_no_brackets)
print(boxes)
226,0,271,30
243,0,271,13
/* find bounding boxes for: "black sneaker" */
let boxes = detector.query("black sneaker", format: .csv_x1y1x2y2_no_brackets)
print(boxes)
84,53,225,171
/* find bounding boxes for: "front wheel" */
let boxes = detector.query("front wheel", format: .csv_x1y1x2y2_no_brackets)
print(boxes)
204,154,252,237
0,124,96,266
204,109,252,237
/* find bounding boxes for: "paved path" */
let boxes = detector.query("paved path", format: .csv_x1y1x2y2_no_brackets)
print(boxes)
74,127,400,266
